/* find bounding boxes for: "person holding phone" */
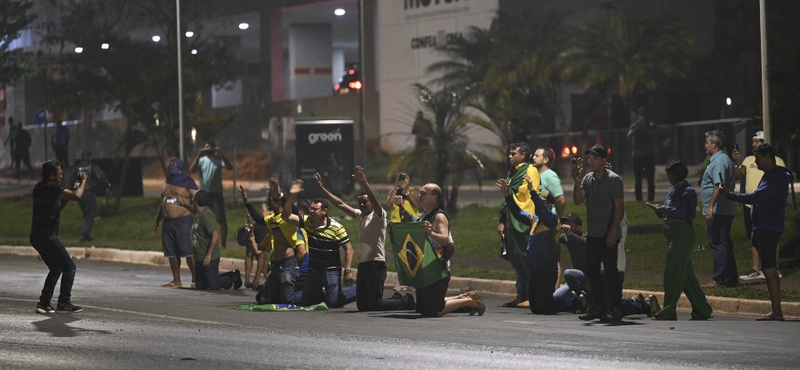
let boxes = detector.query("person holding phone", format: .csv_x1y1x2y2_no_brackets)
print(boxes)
732,131,786,282
385,172,419,223
700,130,739,288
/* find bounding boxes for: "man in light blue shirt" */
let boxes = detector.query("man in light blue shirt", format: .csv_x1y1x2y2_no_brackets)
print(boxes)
190,140,233,248
700,130,738,287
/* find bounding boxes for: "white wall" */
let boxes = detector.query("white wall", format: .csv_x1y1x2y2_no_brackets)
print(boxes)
376,0,499,154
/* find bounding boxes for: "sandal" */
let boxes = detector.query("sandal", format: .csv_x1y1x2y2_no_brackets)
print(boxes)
161,282,182,288
756,313,785,321
469,293,485,316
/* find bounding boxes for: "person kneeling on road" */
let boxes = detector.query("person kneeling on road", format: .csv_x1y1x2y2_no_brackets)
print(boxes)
192,190,242,290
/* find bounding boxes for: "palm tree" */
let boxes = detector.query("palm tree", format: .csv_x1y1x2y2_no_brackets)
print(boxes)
564,11,697,124
388,83,494,215
427,12,569,152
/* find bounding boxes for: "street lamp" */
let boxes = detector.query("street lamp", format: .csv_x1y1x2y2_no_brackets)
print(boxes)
726,97,732,106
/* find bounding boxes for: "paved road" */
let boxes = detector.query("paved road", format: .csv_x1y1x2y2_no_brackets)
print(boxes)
1,255,798,370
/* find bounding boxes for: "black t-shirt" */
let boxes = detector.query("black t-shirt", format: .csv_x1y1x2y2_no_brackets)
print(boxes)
30,181,66,237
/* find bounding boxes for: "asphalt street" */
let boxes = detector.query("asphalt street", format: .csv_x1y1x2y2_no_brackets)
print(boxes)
1,255,798,370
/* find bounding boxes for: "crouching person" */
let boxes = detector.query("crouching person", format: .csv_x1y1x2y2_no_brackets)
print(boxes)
192,190,242,290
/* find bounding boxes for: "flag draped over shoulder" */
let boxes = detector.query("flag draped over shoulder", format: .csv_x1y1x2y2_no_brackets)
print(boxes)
388,222,449,288
500,162,538,257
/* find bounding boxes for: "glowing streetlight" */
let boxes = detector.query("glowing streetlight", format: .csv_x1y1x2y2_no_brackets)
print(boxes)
151,35,161,43
238,23,249,30
191,49,198,55
726,97,732,106
74,47,83,53
335,8,346,16
185,31,194,38
101,43,109,49
191,127,197,143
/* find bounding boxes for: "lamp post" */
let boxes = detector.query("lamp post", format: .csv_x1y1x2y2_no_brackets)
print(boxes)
759,0,771,144
357,0,366,164
176,0,185,162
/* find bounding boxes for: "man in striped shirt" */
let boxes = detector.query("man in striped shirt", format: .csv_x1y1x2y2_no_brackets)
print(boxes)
283,179,356,308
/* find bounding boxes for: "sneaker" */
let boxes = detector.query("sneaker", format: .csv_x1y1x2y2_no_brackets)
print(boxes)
646,295,661,317
56,302,84,313
36,302,55,314
739,269,765,282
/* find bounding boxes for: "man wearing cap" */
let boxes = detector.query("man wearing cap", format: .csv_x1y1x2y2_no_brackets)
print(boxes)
572,144,625,322
732,131,785,283
559,213,586,272
701,130,739,287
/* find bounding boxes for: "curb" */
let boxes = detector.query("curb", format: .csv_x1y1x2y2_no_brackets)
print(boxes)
3,245,797,319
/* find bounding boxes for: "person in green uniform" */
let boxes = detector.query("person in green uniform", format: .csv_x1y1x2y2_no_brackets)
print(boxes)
646,161,712,321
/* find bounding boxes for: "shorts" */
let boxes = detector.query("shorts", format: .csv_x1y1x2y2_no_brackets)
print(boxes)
162,216,193,258
207,192,227,225
753,228,781,270
416,277,450,317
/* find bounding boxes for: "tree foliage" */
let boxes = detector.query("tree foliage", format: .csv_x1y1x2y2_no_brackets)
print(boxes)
563,11,697,123
427,12,569,152
389,84,495,214
0,0,37,85
40,0,242,212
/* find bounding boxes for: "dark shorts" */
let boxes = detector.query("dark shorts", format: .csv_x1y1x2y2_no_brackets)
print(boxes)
207,192,226,225
162,216,193,258
416,277,450,317
753,228,781,270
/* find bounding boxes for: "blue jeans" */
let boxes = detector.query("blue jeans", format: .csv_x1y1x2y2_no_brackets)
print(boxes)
620,297,650,316
706,215,738,285
504,228,528,301
553,269,589,312
31,235,76,305
356,261,410,311
302,268,356,308
194,259,237,290
267,257,302,304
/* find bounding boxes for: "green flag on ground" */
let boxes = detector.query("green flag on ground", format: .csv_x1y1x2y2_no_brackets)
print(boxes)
388,222,449,288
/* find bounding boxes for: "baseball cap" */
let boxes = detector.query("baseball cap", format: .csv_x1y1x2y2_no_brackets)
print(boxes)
753,131,766,142
560,213,582,226
584,145,607,158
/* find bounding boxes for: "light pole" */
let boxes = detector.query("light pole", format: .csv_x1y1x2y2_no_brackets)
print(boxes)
357,0,366,164
176,0,185,162
759,0,771,144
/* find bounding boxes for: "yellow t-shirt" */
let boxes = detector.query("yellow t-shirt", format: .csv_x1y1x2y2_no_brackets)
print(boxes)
388,187,419,222
740,155,785,208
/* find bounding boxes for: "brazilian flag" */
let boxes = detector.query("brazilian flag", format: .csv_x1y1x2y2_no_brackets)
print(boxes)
388,222,450,288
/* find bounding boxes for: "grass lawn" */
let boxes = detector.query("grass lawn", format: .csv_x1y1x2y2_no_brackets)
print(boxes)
3,194,799,301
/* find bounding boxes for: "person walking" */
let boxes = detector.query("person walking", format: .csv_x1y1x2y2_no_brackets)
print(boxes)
646,161,712,321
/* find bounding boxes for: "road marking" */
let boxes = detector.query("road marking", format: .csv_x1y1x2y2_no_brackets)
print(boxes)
503,320,539,325
0,296,241,327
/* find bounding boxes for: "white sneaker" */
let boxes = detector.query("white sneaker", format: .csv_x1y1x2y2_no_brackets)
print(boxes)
739,269,766,282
